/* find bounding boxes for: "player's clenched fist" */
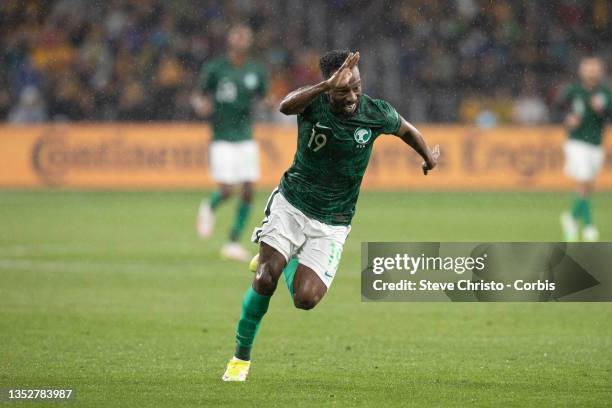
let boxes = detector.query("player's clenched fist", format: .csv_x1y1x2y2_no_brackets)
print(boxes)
423,144,440,175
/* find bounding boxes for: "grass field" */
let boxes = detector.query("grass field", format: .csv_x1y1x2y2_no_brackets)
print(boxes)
1,191,611,407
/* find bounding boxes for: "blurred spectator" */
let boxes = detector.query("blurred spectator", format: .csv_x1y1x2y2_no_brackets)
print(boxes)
512,73,550,125
475,108,499,129
8,86,47,123
117,77,147,121
0,0,610,123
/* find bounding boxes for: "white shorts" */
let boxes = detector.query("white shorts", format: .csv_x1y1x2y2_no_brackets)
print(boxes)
209,140,259,184
251,189,351,288
563,139,605,182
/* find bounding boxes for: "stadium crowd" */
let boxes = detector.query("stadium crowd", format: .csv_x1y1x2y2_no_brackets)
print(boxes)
1,0,609,124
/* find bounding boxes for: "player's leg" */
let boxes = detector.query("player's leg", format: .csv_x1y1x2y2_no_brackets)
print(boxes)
562,140,603,242
224,189,302,381
230,182,254,242
292,264,328,310
561,140,586,241
567,181,597,241
577,181,599,242
579,143,604,242
238,242,286,354
197,184,233,238
220,140,260,259
291,224,350,310
197,141,236,238
213,184,234,210
221,182,253,260
574,181,593,221
222,242,286,381
250,253,300,298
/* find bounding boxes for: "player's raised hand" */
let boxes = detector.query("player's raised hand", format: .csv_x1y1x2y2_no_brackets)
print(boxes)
422,144,440,175
326,51,360,90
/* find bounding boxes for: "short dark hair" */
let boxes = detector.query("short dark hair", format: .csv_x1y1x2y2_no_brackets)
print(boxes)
319,50,351,79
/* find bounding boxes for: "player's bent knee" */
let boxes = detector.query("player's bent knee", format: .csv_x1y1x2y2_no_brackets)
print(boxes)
253,268,277,294
292,265,327,310
293,290,322,310
253,260,284,294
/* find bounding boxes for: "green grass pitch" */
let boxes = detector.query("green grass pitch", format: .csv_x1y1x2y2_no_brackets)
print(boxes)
1,191,611,407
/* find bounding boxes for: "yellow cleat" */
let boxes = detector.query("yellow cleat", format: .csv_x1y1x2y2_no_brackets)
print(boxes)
222,357,251,382
249,253,259,273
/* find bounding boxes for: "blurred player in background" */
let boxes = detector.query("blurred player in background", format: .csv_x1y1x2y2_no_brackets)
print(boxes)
559,57,610,242
191,24,269,261
222,50,440,381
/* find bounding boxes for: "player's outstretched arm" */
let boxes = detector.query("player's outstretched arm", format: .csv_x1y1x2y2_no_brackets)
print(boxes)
279,51,360,115
395,116,440,175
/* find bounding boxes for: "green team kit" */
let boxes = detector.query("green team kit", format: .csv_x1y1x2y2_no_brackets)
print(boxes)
222,91,405,380
280,93,401,225
196,57,268,248
560,83,611,145
199,57,268,141
559,81,610,242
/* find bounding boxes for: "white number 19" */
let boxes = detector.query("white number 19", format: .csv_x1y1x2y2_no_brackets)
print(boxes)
308,128,327,152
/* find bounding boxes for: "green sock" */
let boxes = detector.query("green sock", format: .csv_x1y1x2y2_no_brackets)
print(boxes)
571,196,593,226
230,200,251,242
583,198,593,226
283,258,299,298
209,191,224,210
571,196,584,221
235,286,271,361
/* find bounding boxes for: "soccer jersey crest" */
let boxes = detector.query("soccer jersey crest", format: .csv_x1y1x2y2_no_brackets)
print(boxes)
354,127,372,144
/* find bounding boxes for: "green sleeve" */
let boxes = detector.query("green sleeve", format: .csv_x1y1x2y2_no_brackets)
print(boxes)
375,99,401,135
198,62,216,94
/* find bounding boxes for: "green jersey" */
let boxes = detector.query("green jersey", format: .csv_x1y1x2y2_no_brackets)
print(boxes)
559,83,611,145
279,93,401,226
199,57,268,142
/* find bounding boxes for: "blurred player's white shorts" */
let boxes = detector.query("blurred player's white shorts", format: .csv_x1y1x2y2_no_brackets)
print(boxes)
563,139,605,182
251,188,350,288
210,140,259,184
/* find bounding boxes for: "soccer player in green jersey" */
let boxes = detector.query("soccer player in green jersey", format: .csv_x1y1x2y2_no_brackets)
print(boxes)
192,24,268,261
558,57,610,242
222,50,440,381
